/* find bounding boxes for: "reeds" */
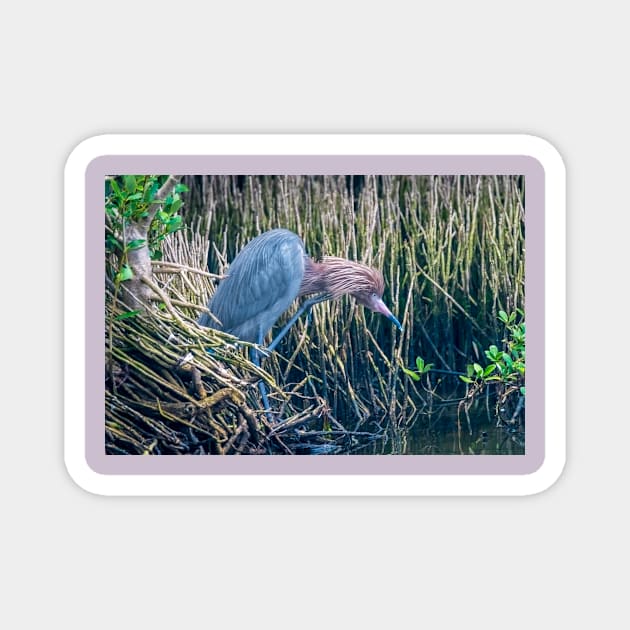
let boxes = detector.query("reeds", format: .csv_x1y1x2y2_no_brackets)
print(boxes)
106,174,524,454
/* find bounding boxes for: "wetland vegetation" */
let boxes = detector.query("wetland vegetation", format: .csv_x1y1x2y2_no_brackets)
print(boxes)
105,174,525,455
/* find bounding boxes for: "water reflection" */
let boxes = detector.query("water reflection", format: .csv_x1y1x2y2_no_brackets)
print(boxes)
354,402,525,455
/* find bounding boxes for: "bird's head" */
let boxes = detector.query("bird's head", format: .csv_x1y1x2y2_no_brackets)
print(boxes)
322,257,403,331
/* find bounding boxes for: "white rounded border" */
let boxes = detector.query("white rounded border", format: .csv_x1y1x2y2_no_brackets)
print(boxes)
64,134,565,496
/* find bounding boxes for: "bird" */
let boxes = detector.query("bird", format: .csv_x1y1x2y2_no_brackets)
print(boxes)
198,228,402,412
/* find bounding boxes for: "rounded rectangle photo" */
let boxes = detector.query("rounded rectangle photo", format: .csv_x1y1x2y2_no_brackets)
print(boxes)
64,133,565,496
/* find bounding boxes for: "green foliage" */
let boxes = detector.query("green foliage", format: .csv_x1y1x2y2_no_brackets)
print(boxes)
115,264,134,283
114,309,142,320
105,175,188,275
458,310,525,425
401,356,434,382
459,309,525,389
402,310,525,433
404,310,525,423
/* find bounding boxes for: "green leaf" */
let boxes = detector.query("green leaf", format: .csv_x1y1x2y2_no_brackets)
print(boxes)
483,364,497,377
123,175,136,193
127,193,143,201
459,375,473,383
485,345,500,361
402,367,421,381
473,362,484,377
116,264,133,282
115,309,141,320
520,386,526,395
169,198,183,215
174,183,189,193
105,235,122,252
166,216,183,233
415,357,425,372
126,238,146,250
109,178,122,197
143,180,158,202
498,310,509,323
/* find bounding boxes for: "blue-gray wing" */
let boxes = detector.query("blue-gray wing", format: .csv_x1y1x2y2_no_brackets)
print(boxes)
206,229,306,343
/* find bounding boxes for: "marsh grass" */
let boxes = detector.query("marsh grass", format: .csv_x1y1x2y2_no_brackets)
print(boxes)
106,174,524,455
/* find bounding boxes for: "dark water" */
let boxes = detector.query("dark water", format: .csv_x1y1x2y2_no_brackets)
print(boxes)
353,403,525,455
406,413,525,455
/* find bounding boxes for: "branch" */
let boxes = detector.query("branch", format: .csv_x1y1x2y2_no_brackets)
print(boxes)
151,260,224,279
140,175,182,229
140,275,186,326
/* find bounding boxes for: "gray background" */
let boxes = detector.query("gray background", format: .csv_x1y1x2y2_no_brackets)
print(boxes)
2,1,624,628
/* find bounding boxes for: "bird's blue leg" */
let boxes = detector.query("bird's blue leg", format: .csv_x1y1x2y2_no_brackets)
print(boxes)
267,293,331,352
255,294,329,421
253,326,273,420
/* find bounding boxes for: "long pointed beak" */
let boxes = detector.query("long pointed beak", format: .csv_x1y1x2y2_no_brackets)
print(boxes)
370,296,403,332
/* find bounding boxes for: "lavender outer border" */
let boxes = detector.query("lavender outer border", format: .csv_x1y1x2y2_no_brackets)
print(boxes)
87,155,543,475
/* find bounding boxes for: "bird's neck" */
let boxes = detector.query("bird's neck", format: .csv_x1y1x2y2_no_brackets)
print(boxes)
299,257,370,298
299,258,330,296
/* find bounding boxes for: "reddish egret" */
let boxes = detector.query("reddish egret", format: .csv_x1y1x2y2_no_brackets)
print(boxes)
199,228,402,412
